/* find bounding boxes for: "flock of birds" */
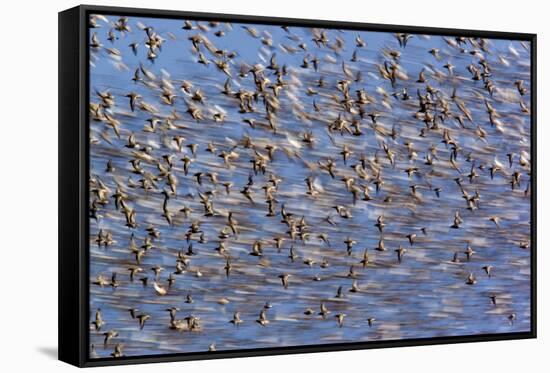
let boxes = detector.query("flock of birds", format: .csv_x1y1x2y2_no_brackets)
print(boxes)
87,14,532,358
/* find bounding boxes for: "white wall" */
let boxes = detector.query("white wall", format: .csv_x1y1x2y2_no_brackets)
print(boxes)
0,0,546,371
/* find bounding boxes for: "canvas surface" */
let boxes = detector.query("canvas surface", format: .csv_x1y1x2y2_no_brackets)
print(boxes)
87,13,532,359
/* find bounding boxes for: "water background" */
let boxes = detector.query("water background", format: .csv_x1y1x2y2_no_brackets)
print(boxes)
88,14,531,358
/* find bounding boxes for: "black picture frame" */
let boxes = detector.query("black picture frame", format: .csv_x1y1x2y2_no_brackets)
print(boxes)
59,4,537,367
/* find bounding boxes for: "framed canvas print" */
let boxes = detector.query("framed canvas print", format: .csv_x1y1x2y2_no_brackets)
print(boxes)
58,5,537,367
